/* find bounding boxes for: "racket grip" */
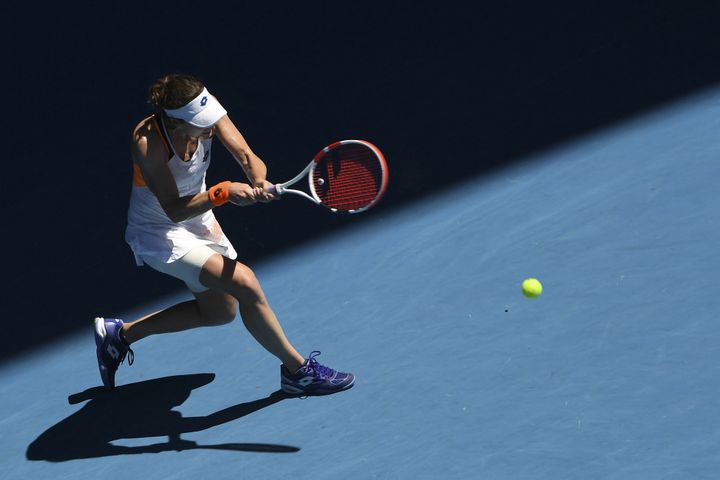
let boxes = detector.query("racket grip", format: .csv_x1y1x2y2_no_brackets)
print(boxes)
268,184,284,195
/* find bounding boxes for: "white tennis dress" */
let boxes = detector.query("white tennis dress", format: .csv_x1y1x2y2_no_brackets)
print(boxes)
125,115,237,266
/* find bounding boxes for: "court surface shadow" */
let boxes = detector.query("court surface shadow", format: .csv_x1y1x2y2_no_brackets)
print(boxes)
26,373,299,462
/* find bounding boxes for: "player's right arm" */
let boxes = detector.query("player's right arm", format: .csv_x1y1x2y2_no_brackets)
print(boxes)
130,122,257,222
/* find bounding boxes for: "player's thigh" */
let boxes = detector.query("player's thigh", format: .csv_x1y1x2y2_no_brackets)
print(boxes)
198,253,264,302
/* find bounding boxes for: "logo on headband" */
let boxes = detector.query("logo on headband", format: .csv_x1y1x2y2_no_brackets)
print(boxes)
200,96,208,106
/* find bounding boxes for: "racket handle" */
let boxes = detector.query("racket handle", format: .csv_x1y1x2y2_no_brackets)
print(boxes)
267,184,283,195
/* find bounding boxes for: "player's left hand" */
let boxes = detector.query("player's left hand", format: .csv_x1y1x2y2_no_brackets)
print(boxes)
254,180,279,203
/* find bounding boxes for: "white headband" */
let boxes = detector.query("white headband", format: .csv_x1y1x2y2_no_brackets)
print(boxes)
164,87,227,128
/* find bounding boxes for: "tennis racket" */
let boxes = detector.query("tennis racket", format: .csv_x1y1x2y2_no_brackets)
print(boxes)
268,140,388,214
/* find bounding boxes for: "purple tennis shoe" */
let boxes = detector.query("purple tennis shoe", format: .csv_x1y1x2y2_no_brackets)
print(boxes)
94,317,134,389
281,351,355,396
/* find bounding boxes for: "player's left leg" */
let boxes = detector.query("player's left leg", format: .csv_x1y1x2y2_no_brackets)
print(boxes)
121,289,238,344
94,292,238,389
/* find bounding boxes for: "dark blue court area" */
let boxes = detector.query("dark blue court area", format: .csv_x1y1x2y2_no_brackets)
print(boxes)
2,2,720,479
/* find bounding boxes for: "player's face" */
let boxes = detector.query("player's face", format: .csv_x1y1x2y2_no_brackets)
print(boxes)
180,122,214,139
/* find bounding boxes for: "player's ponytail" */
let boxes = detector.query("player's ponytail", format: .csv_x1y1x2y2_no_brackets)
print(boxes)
148,74,205,124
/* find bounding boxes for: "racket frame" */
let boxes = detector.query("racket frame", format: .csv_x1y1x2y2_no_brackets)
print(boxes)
271,139,388,214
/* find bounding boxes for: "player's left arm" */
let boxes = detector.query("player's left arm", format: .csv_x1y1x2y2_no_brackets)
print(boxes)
214,115,275,201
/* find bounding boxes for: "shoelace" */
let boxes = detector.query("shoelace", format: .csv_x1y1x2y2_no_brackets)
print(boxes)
123,348,135,366
305,351,334,379
118,329,134,366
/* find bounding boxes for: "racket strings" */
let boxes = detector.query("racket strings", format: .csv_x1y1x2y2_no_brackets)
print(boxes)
313,146,384,212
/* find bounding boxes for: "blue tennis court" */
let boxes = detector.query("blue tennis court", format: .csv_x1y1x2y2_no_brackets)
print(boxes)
2,84,719,478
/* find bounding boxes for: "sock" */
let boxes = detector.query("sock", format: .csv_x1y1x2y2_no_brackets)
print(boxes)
119,327,131,346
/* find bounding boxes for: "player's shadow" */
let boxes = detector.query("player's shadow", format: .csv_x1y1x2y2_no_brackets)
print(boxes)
26,373,299,462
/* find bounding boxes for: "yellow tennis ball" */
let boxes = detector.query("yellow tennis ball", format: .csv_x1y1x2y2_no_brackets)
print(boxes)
522,278,543,298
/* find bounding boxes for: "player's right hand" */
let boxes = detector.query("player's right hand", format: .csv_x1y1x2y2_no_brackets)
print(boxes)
228,182,259,206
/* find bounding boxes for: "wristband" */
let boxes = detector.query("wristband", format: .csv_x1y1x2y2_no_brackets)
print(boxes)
208,181,231,206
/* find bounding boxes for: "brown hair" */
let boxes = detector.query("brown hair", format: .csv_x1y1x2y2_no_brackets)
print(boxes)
148,74,205,111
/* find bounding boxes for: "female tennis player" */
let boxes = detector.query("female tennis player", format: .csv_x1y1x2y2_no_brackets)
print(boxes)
94,73,354,396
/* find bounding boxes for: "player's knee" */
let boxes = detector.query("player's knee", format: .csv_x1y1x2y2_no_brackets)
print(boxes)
231,265,265,304
210,307,238,325
202,310,237,326
200,298,238,326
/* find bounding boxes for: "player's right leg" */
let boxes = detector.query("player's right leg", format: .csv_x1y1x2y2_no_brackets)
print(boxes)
198,253,305,371
198,253,354,395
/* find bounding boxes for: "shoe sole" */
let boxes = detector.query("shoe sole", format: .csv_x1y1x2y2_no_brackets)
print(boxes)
281,376,355,396
94,317,107,346
93,317,114,389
